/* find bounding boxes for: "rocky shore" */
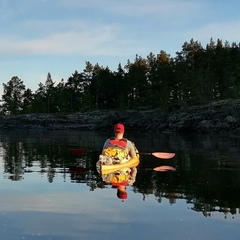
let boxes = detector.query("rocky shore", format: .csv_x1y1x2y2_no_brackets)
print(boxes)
0,99,240,133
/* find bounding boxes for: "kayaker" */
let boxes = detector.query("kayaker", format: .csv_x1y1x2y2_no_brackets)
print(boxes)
101,123,137,164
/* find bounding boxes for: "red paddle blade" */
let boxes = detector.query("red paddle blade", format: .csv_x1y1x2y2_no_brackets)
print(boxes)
69,166,88,174
69,148,89,154
152,152,175,159
153,165,176,172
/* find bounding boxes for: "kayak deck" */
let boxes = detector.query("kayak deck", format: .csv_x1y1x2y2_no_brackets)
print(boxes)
101,157,139,175
99,149,140,175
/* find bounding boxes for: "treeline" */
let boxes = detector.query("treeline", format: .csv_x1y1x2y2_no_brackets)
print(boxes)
1,38,240,115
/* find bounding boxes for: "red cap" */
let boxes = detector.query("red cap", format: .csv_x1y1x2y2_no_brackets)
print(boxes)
117,190,128,200
114,123,124,133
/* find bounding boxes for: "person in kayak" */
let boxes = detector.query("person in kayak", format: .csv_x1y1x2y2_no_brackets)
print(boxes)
100,123,137,164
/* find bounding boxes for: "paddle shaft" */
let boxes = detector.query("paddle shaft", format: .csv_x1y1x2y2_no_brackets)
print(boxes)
139,152,152,155
69,148,175,159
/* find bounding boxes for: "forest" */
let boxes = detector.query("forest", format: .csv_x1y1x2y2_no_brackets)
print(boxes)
1,38,240,115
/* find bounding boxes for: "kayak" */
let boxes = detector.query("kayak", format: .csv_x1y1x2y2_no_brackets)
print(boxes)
97,149,140,175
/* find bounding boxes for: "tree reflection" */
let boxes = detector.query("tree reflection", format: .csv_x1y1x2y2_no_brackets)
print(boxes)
1,135,240,219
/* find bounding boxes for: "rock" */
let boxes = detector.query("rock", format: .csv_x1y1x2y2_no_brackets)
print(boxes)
0,99,240,133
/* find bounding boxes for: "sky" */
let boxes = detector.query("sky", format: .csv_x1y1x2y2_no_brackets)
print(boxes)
1,0,240,96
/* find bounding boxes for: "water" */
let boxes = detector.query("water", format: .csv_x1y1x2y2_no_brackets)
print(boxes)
0,130,240,240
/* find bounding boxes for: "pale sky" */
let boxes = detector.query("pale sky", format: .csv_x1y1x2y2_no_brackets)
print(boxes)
1,0,240,96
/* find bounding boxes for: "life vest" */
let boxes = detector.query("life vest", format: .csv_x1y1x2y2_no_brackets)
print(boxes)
109,138,127,148
102,138,129,159
111,171,130,184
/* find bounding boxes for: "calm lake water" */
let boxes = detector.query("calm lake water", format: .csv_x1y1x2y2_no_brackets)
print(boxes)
0,129,240,240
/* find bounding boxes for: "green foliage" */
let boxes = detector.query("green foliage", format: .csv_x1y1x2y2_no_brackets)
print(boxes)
1,38,240,114
2,76,26,115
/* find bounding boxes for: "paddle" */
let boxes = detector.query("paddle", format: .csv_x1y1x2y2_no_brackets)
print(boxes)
153,165,176,172
68,166,89,174
69,148,175,159
69,148,90,154
140,152,175,159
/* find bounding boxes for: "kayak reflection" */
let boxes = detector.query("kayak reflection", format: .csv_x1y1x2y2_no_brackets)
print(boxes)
99,165,138,202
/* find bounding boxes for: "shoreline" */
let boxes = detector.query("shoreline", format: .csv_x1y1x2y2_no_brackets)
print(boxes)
0,99,240,133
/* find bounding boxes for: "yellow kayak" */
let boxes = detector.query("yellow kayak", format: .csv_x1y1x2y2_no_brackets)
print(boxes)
98,149,140,175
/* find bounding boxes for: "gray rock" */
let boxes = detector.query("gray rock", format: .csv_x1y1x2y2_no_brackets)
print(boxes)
1,99,240,133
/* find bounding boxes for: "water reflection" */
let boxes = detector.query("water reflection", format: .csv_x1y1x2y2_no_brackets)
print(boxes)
100,166,138,201
0,130,240,221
